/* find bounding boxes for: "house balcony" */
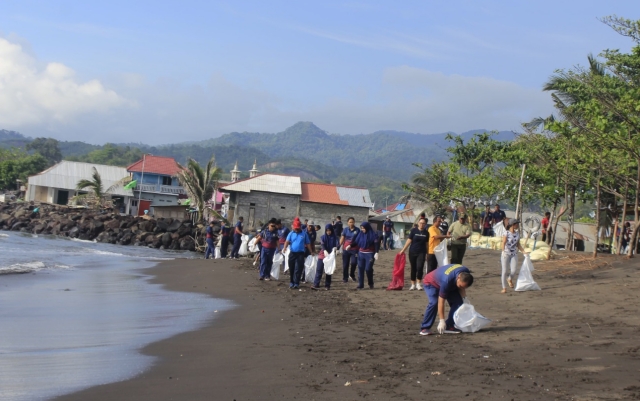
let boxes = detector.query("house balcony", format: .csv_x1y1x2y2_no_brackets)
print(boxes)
137,183,187,195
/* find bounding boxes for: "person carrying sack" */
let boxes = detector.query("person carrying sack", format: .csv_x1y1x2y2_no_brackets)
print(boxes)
427,215,451,274
282,217,315,289
255,218,279,281
340,217,360,283
398,217,429,290
501,219,529,294
353,222,379,290
313,223,339,290
448,213,472,264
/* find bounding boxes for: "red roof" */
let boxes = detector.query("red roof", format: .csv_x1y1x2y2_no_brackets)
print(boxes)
300,182,348,205
127,155,181,176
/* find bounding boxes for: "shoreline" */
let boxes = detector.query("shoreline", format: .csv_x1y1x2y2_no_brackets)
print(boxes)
55,250,640,400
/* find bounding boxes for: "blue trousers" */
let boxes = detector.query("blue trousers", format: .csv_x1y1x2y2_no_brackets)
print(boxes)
259,247,276,279
230,234,242,258
342,249,358,281
204,238,214,259
383,233,393,250
314,258,332,288
420,284,463,330
357,252,375,288
288,251,306,286
220,236,229,258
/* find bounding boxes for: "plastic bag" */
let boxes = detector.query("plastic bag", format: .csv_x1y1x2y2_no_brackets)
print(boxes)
493,222,507,238
304,255,317,280
392,233,402,249
386,253,406,290
515,254,541,291
454,303,492,333
238,234,249,256
323,250,336,275
283,248,290,273
434,240,449,267
214,247,221,259
271,252,283,280
248,237,259,253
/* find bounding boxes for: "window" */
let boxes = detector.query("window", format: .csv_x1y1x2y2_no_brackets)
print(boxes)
281,206,286,209
250,202,256,206
162,176,172,186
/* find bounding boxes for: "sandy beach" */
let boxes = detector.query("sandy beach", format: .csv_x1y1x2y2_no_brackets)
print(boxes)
55,249,640,401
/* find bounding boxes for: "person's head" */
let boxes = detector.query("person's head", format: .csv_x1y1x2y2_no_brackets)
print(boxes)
276,219,282,228
360,222,372,233
304,219,308,224
386,216,391,221
221,220,225,226
507,218,520,231
315,225,321,231
545,212,551,218
347,217,355,228
433,215,442,227
268,218,277,232
419,212,426,219
336,216,341,221
458,213,467,223
209,221,214,226
456,272,474,289
418,217,427,230
625,222,631,228
495,204,501,211
325,223,334,236
239,216,244,222
293,217,302,232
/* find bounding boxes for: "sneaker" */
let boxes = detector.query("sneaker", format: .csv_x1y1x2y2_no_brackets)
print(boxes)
259,277,264,281
311,286,320,290
294,285,299,289
444,327,462,334
343,280,349,283
409,284,416,291
419,329,432,336
350,275,357,282
234,257,240,260
369,285,374,289
416,282,423,290
325,287,330,291
354,287,364,291
289,284,294,289
264,278,271,281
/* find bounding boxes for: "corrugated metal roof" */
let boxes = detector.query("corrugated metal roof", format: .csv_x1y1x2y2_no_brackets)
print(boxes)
336,186,372,208
28,161,133,197
220,174,302,195
301,183,348,205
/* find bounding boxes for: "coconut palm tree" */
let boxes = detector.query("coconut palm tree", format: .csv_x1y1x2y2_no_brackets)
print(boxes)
75,167,130,208
175,156,222,223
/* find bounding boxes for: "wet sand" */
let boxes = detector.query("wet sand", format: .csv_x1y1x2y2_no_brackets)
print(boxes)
56,249,640,400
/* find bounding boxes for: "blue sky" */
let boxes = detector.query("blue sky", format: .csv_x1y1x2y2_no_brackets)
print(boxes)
0,1,637,144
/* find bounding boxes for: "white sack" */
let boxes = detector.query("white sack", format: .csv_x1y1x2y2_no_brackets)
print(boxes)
271,252,283,280
454,303,492,333
248,237,259,253
283,248,290,273
304,255,317,280
434,240,449,267
493,222,507,238
214,247,221,259
238,234,249,256
323,249,337,275
392,233,402,249
515,254,541,291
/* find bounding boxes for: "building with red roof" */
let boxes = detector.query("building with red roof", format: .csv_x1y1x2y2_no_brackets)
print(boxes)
126,155,187,216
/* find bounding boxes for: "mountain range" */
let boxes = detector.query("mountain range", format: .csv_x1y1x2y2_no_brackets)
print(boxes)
0,123,515,207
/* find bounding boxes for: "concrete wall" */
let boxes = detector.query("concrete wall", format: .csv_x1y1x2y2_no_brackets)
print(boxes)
234,191,300,230
300,202,369,230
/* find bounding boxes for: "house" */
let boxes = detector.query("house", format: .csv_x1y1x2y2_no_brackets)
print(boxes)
219,173,372,230
126,155,187,216
26,161,133,211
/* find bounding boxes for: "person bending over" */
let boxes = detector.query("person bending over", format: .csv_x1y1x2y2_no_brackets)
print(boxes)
419,264,474,336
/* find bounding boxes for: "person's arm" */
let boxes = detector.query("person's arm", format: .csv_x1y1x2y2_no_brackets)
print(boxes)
339,234,345,247
399,238,412,253
307,243,315,255
459,286,467,298
235,225,243,235
438,296,446,320
433,233,451,240
517,240,528,254
282,240,290,253
501,235,507,251
456,225,472,240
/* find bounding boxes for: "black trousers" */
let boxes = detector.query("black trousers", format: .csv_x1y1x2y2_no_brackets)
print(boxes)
220,236,229,258
426,254,438,274
450,244,467,264
408,252,426,281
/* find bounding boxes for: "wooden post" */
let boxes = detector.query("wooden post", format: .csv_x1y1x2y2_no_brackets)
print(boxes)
515,164,526,234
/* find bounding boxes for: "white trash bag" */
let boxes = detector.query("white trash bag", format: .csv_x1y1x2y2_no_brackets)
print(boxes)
283,248,290,273
271,252,284,280
238,234,249,256
304,255,317,281
515,254,541,291
214,247,221,259
493,221,507,238
434,240,449,267
392,233,402,249
248,237,259,253
454,303,492,333
323,249,337,275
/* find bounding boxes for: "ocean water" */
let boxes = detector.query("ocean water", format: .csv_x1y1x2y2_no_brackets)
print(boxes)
0,233,233,401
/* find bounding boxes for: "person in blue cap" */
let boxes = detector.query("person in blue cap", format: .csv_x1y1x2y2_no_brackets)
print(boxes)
312,223,339,290
419,264,474,336
351,222,379,290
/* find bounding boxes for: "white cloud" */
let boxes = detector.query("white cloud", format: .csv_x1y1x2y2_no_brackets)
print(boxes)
0,37,129,129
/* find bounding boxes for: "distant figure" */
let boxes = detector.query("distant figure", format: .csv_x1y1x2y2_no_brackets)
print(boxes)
282,217,315,289
501,219,528,294
480,205,493,236
220,221,230,258
541,211,552,243
204,221,215,259
353,222,379,290
448,213,472,264
492,204,506,227
230,216,244,259
255,218,279,280
382,216,396,250
340,217,360,283
313,223,339,290
333,216,344,238
427,216,451,273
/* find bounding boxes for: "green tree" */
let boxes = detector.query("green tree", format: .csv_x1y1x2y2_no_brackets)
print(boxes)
26,138,62,165
0,148,48,190
75,167,130,208
175,156,223,223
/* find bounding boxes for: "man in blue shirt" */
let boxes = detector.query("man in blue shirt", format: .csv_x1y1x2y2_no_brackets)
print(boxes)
419,264,474,336
229,216,244,259
492,204,507,227
255,218,279,281
282,217,315,289
382,216,396,250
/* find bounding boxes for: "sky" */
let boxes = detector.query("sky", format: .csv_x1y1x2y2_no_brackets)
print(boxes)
0,1,637,144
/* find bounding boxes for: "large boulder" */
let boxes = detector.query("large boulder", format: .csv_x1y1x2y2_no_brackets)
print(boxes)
166,219,182,233
156,219,170,232
177,222,193,238
179,237,195,251
104,219,120,230
161,232,172,247
119,232,134,245
68,226,80,238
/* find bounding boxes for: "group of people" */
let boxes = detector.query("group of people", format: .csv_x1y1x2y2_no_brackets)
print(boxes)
479,204,507,236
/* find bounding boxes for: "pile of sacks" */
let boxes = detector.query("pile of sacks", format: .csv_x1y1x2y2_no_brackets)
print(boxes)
469,232,555,261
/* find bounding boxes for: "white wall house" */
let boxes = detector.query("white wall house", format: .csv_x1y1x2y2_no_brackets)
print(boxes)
27,161,133,212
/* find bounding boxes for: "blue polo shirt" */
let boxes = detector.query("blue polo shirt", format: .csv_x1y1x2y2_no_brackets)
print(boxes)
260,229,279,249
286,230,310,252
278,226,290,244
341,227,360,250
423,264,470,298
234,221,243,236
493,210,506,223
